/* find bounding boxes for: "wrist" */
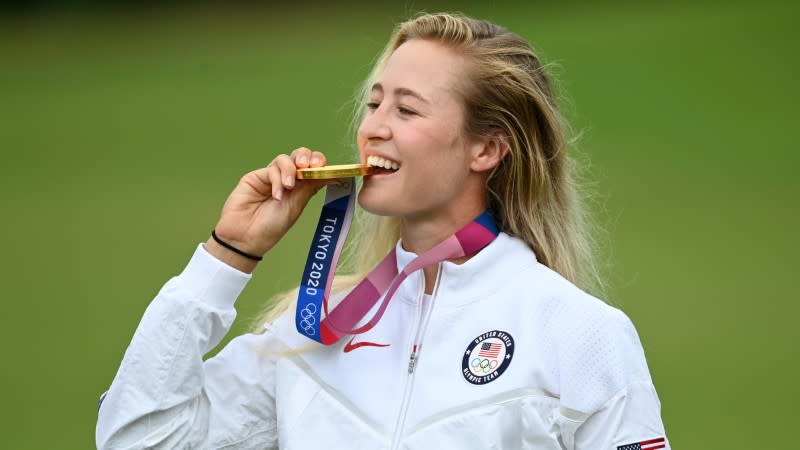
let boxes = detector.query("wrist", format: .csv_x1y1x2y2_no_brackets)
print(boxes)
203,237,260,274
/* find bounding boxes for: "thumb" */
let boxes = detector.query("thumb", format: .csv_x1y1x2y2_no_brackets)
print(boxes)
289,178,338,207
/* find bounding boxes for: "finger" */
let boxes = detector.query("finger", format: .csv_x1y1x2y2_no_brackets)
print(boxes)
273,154,296,189
291,147,313,168
291,178,331,206
309,151,327,168
266,164,284,201
236,166,268,198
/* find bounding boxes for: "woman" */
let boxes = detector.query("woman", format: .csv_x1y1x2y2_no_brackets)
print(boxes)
96,13,669,450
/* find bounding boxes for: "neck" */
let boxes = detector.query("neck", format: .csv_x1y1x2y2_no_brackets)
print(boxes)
399,204,486,294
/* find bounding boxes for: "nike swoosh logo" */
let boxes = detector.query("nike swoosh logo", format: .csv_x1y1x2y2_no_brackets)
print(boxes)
343,337,390,353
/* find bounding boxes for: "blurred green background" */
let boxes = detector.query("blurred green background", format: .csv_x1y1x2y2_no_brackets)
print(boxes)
1,1,797,448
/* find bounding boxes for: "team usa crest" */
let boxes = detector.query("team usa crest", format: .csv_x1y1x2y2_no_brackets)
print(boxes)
462,330,514,385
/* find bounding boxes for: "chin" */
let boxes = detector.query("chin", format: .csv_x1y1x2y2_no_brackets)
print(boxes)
357,189,404,217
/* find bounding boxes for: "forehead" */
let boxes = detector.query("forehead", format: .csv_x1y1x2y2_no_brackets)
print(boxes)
377,39,465,101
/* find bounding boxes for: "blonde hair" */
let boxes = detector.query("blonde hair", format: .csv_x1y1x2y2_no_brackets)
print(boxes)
252,12,604,331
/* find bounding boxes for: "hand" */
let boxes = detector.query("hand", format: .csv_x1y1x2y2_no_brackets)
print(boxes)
206,148,330,271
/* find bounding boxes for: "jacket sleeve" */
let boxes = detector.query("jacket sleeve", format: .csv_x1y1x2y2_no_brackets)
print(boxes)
553,305,670,450
573,380,669,449
96,244,280,450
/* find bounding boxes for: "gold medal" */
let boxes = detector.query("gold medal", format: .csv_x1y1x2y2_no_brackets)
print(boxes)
296,163,374,180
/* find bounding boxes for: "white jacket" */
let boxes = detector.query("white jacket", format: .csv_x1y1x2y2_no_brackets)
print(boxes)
96,233,669,449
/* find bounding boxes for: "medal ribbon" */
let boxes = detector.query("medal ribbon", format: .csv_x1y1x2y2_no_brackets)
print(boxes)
295,178,499,345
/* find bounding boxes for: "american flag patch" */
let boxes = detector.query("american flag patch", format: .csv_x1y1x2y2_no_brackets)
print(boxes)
477,342,502,358
617,437,666,450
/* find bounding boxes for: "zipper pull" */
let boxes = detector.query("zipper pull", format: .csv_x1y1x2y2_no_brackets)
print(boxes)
407,352,418,374
407,344,420,374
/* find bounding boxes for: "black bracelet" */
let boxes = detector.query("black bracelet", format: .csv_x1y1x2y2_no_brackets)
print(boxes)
210,230,263,261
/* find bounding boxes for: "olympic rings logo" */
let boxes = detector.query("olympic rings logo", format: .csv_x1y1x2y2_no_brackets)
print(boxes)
299,303,318,335
470,357,499,375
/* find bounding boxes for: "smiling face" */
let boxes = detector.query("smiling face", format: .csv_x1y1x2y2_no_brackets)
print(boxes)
357,39,488,225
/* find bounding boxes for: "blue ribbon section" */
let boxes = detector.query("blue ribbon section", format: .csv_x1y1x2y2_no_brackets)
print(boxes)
295,181,354,342
475,210,499,235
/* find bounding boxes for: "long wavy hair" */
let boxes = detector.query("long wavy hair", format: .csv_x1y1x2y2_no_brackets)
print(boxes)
252,12,604,331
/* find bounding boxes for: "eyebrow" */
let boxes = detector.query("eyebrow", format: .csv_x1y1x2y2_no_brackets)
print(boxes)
371,83,430,104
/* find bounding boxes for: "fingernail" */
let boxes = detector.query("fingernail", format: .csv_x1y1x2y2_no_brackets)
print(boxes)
310,156,320,165
299,156,309,165
284,176,294,187
274,189,282,201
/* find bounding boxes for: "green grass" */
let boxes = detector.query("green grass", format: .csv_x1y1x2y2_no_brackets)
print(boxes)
1,1,797,448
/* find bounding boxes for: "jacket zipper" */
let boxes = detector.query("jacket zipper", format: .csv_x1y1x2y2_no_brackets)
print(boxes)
388,264,442,450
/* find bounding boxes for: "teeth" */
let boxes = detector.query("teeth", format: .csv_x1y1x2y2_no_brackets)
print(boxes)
367,155,400,170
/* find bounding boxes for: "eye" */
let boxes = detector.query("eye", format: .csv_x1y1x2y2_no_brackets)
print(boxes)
366,102,380,110
397,106,417,116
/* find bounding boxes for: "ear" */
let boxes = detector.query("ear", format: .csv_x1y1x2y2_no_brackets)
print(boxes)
469,129,510,173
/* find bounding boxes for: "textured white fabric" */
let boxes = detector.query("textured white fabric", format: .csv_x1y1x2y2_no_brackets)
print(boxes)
96,234,669,449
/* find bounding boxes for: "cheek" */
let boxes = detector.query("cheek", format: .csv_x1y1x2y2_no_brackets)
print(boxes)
403,123,463,158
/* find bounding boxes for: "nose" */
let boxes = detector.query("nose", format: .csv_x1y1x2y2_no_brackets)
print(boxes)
357,107,391,142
